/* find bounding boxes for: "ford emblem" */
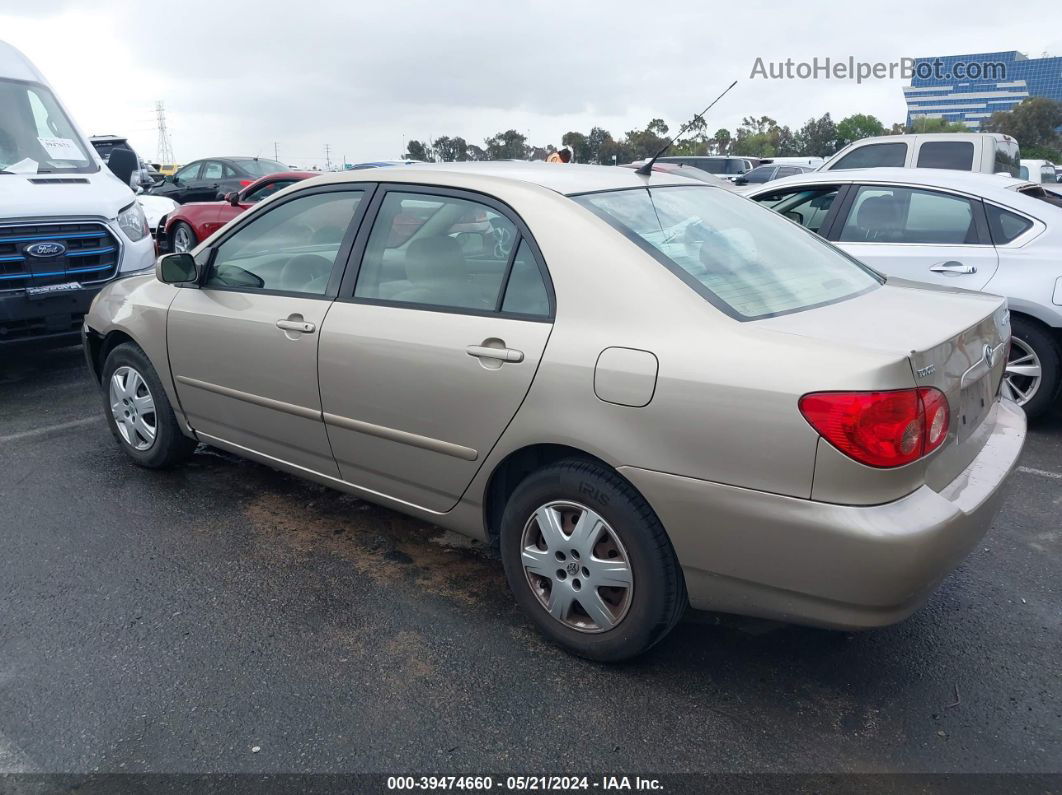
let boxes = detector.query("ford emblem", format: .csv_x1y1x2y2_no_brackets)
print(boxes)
24,241,67,258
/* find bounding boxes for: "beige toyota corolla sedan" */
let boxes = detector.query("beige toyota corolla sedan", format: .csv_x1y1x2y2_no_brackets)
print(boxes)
83,162,1026,661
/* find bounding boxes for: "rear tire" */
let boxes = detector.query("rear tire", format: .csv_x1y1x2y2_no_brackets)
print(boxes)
101,342,196,469
499,459,686,662
1006,317,1060,420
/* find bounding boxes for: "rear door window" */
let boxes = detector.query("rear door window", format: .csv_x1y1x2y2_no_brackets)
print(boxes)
916,141,975,170
837,186,980,244
829,142,908,170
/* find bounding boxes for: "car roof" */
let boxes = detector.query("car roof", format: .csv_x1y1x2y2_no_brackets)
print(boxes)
301,161,700,196
755,167,1032,196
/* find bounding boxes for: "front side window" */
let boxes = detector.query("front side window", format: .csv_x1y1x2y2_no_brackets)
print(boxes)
175,162,201,182
575,186,880,320
205,190,364,295
751,186,840,234
244,179,297,203
354,192,519,312
830,142,907,170
0,78,96,174
837,186,979,244
742,166,774,183
916,141,975,170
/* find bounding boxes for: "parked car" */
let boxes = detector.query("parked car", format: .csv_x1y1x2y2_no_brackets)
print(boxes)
84,162,1026,660
148,157,288,204
818,133,1020,177
732,163,815,185
0,41,154,349
620,160,736,188
161,171,316,253
656,155,760,181
89,135,158,190
747,167,1062,417
136,194,178,248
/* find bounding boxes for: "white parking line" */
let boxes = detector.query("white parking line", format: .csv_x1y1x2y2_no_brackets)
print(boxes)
0,416,100,444
1017,465,1062,480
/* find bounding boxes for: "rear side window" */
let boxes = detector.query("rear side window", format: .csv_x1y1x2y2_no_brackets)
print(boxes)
354,191,518,312
916,141,974,170
501,240,550,316
837,186,979,244
575,186,880,320
984,204,1033,244
752,186,839,235
829,142,907,170
994,141,1020,177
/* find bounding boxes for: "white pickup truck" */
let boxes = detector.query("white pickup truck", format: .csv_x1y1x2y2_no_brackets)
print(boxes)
0,40,155,348
819,133,1020,177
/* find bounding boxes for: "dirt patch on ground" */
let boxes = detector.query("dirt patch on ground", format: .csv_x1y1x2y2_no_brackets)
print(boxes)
243,488,507,608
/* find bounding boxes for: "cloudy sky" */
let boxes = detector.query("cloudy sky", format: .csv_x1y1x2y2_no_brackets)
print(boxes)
2,0,1060,168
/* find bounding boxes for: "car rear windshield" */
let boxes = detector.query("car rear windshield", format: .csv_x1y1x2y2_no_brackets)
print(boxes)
573,185,882,320
232,158,287,177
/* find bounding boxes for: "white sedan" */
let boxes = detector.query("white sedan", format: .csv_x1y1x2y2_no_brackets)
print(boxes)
747,168,1062,418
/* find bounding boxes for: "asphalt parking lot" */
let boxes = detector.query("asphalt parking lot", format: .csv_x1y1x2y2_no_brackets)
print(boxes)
0,345,1059,775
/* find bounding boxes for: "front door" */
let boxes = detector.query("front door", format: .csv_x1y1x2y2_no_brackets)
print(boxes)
167,186,371,475
830,183,999,290
318,187,555,512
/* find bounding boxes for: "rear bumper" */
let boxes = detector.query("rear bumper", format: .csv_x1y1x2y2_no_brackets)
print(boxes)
620,398,1027,629
0,284,104,347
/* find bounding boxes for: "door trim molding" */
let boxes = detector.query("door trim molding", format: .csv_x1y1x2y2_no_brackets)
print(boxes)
175,375,321,421
323,412,479,461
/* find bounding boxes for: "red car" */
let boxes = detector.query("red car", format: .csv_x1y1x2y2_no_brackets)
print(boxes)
161,171,316,253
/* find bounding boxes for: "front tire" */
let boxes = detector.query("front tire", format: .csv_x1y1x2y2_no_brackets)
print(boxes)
499,459,686,662
1005,317,1060,420
102,343,196,469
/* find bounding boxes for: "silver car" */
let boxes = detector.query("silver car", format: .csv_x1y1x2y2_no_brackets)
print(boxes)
83,163,1026,661
746,168,1062,418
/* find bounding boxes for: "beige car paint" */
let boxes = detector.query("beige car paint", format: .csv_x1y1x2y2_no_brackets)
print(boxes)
83,162,1027,631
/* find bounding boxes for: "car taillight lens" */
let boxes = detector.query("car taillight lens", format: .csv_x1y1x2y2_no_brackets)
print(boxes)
798,388,950,468
239,179,253,187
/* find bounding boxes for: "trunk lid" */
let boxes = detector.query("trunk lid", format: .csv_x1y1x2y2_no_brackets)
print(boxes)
757,279,1010,491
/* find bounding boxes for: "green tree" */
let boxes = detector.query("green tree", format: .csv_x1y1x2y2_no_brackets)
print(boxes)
586,126,614,164
624,120,670,160
836,114,886,148
798,113,839,156
404,139,434,162
484,129,530,160
906,117,968,133
465,144,487,161
712,128,731,155
561,131,591,163
984,97,1062,148
432,136,469,162
646,118,669,136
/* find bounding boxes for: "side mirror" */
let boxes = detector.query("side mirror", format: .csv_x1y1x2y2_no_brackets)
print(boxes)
106,147,138,188
733,176,748,185
156,252,199,284
168,174,179,185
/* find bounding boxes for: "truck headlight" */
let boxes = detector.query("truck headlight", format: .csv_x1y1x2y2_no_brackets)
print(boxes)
117,201,149,242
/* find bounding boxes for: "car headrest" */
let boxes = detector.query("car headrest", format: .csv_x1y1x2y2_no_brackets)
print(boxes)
857,195,903,228
405,236,465,283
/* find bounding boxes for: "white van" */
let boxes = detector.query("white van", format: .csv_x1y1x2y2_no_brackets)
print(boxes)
0,40,154,348
818,133,1020,177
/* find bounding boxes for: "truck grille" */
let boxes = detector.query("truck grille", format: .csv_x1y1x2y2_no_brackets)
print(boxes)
0,221,120,292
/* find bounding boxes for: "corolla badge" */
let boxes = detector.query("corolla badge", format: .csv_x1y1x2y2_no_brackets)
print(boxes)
24,241,67,258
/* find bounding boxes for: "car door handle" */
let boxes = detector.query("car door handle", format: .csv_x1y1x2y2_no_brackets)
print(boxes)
276,318,316,333
466,344,523,363
929,260,976,274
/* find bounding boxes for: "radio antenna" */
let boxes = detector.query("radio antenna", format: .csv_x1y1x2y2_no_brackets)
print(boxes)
636,80,737,176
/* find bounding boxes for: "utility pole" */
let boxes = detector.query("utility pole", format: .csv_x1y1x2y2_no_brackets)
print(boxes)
154,101,175,164
324,143,332,171
274,141,279,162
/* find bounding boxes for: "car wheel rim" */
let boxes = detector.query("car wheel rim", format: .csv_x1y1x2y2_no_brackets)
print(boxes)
1001,337,1041,407
520,501,633,634
109,366,157,451
173,226,193,253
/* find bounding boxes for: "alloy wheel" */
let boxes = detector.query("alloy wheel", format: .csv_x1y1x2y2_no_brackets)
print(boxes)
173,225,194,253
520,501,634,633
1001,337,1041,407
109,366,157,451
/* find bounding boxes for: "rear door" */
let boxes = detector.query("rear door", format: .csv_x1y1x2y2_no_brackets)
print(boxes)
167,185,372,475
318,185,554,512
828,183,999,290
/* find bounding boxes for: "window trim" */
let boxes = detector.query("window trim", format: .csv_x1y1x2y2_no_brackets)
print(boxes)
827,182,991,247
188,182,379,301
335,183,556,323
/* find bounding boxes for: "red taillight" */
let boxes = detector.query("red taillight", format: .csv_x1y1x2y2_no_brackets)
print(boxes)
798,388,949,468
239,179,253,187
